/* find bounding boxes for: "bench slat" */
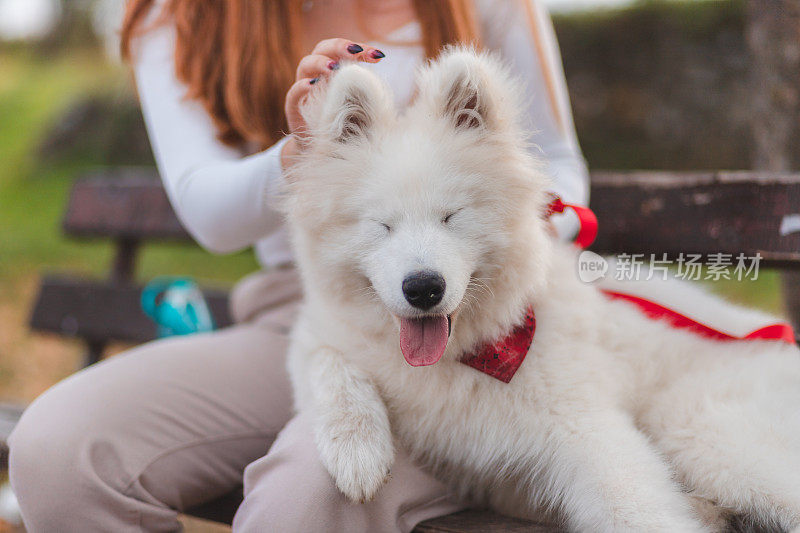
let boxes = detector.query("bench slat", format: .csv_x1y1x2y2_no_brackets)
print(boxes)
414,510,560,532
29,276,232,343
62,169,800,267
181,500,558,532
63,169,188,241
591,171,800,267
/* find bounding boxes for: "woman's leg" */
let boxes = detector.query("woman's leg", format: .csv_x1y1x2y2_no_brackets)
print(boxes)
9,313,294,533
233,413,467,533
11,262,465,533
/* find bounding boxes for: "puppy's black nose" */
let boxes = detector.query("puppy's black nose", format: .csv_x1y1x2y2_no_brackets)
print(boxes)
402,271,446,310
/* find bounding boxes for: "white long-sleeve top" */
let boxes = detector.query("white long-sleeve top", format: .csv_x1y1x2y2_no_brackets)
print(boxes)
132,0,589,268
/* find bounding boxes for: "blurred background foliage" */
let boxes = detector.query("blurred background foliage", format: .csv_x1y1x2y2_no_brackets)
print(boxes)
556,0,754,169
0,0,784,402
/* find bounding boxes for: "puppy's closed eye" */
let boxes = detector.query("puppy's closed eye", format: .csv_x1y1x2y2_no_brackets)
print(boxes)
369,219,392,233
442,209,463,225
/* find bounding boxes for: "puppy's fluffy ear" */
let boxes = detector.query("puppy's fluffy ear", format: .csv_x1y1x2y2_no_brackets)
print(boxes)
414,46,519,133
303,64,394,144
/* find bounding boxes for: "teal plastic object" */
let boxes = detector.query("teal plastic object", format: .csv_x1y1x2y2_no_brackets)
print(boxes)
141,277,216,337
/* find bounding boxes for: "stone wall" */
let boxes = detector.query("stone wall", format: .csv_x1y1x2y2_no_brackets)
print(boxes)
553,0,764,170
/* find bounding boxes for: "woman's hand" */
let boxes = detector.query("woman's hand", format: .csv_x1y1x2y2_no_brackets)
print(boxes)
281,39,385,168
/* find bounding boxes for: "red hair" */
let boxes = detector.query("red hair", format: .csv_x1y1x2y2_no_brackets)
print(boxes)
121,0,481,149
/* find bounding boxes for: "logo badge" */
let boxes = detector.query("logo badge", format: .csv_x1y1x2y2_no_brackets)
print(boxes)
577,250,608,283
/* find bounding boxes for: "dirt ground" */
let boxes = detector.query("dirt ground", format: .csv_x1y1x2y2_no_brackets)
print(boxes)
0,276,82,405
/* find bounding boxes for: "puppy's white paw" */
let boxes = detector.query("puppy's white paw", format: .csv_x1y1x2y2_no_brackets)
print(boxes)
317,418,395,503
329,438,393,502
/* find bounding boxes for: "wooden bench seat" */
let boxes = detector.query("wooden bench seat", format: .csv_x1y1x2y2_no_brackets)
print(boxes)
30,276,231,352
11,167,800,531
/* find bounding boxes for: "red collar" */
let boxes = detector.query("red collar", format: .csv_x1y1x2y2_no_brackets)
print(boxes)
460,307,536,383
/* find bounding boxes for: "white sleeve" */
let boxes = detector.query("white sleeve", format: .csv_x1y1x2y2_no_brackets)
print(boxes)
131,21,289,254
477,0,590,239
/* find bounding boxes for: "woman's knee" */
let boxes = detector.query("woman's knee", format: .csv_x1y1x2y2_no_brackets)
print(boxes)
8,351,173,522
9,329,287,531
8,378,106,522
9,367,191,532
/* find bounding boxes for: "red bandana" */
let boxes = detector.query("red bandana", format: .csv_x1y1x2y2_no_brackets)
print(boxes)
458,195,795,383
460,307,536,383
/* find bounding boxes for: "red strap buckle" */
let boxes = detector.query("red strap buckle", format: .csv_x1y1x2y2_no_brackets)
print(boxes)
546,194,598,249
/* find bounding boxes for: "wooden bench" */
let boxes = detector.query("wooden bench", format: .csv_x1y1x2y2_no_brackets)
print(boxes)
29,169,235,367
10,167,800,531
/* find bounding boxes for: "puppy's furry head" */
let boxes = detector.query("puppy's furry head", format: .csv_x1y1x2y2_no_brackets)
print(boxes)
285,47,553,362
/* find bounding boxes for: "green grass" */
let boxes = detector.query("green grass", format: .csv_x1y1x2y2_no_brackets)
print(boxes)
703,271,784,315
0,49,257,297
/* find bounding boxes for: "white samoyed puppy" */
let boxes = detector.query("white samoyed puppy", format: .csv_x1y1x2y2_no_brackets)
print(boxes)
281,47,800,532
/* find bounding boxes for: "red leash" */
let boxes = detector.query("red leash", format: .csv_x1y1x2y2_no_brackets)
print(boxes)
546,195,796,345
602,289,796,344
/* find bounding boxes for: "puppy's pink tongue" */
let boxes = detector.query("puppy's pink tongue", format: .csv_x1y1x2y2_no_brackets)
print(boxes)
399,316,449,367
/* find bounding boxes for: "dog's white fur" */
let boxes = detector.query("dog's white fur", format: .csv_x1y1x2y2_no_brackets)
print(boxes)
282,48,800,532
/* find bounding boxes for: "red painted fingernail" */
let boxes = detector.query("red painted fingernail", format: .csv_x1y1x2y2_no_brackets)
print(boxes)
327,61,340,70
371,50,385,59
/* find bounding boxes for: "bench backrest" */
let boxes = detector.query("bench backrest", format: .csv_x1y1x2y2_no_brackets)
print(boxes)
591,171,800,268
29,167,800,349
63,167,800,264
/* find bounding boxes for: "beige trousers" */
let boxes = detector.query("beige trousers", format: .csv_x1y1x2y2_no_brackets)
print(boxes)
8,269,465,532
